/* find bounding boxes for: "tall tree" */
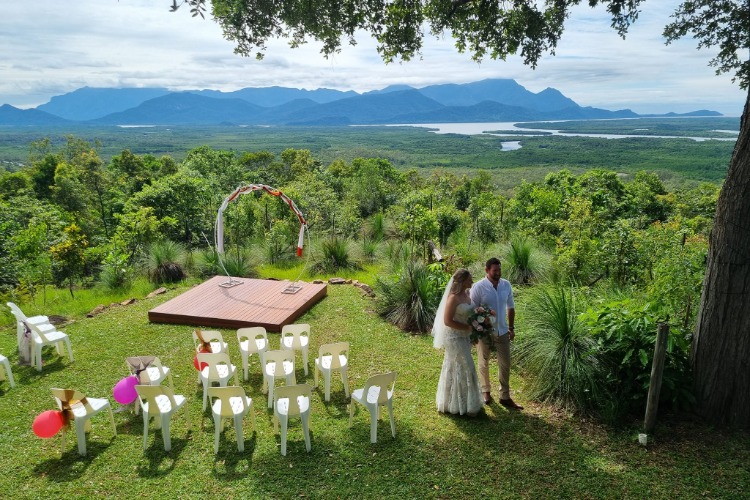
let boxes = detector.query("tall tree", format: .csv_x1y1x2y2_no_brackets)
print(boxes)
175,0,750,426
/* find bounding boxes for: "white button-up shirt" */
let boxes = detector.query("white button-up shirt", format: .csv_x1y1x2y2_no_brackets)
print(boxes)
470,277,515,336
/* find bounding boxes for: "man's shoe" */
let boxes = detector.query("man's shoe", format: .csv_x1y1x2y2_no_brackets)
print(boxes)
483,392,493,405
500,398,524,410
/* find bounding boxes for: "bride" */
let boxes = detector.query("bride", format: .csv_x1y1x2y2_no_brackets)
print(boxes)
433,268,483,416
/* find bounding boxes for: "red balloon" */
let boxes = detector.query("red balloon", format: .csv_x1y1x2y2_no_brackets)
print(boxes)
193,355,207,371
33,410,64,438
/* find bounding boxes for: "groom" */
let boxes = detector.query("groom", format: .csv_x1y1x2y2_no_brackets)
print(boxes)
470,257,523,410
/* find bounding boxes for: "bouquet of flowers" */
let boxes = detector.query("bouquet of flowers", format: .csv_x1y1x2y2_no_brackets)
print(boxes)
468,304,496,343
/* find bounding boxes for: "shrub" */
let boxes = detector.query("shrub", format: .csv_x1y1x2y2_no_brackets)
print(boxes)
313,237,359,273
145,240,186,284
375,259,447,333
502,236,550,284
516,285,605,412
583,298,694,420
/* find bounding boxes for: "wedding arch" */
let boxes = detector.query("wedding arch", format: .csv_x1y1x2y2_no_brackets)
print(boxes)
215,184,308,289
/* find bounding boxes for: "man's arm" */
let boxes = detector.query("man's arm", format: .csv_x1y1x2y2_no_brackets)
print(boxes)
507,308,515,340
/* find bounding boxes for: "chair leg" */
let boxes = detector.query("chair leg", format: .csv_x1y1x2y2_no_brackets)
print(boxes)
60,425,67,455
314,362,319,386
142,414,149,451
388,401,396,438
202,381,209,411
280,414,288,456
35,344,43,372
0,358,14,388
324,371,331,402
108,405,117,437
302,348,308,375
369,406,378,444
213,414,221,454
65,338,73,362
242,354,248,382
75,420,87,456
162,415,172,451
233,414,244,452
302,412,311,452
341,368,349,398
267,380,274,409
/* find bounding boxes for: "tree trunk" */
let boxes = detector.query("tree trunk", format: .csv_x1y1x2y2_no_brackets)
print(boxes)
692,89,750,428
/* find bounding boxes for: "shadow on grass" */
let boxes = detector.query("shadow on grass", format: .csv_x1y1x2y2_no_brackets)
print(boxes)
136,431,191,477
211,433,258,479
33,438,116,481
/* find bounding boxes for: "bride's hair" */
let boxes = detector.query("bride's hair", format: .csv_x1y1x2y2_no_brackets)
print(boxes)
450,268,471,294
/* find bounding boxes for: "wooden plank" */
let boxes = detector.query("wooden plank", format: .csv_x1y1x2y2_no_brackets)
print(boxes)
148,277,327,332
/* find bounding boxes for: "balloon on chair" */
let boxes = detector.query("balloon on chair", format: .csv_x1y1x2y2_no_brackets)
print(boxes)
113,375,139,405
33,410,64,438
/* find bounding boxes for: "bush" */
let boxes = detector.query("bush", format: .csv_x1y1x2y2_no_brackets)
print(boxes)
583,298,694,420
313,237,359,273
375,259,447,333
516,285,605,412
145,240,186,284
502,236,550,284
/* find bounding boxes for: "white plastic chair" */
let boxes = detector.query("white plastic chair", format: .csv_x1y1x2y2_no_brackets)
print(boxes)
208,386,255,453
237,327,269,382
135,384,189,452
126,356,174,414
193,329,228,354
314,342,350,402
197,352,239,411
273,384,312,456
51,388,116,456
7,302,56,363
280,323,310,375
262,350,296,409
349,371,397,443
26,321,73,372
0,354,15,389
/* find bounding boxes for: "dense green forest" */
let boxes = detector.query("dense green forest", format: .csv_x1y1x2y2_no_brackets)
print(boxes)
0,120,730,419
0,118,736,189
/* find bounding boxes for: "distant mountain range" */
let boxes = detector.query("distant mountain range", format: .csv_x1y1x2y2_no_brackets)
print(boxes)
0,79,722,127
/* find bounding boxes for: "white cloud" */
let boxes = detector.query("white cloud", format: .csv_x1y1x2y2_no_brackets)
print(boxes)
0,0,745,115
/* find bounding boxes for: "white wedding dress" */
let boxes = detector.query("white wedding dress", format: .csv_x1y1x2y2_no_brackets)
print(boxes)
436,302,483,415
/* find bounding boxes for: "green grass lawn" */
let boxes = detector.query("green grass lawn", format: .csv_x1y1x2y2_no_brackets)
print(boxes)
1,281,748,498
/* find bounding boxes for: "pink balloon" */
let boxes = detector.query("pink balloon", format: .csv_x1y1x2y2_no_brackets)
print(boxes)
33,410,64,438
113,375,139,404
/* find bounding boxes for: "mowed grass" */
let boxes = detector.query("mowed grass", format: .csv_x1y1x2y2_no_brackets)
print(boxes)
0,282,748,498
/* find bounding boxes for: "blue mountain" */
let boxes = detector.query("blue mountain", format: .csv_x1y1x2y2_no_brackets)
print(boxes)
0,104,71,126
37,87,171,121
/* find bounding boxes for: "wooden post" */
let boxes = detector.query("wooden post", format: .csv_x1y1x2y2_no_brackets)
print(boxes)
644,322,670,434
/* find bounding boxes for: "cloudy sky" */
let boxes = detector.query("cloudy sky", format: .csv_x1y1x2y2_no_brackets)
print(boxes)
2,1,746,115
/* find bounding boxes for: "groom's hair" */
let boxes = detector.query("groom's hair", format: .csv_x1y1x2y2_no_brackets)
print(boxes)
485,257,501,269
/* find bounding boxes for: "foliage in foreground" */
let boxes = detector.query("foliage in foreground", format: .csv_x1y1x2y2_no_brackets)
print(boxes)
375,259,447,333
516,285,604,412
1,283,749,498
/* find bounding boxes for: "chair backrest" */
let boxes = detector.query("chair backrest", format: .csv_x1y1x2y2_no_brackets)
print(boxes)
135,385,177,414
263,349,294,376
6,302,26,320
281,324,310,348
207,386,248,417
237,327,267,347
51,388,93,416
193,330,225,352
126,356,162,383
318,342,349,369
364,372,397,405
197,352,233,379
274,384,312,416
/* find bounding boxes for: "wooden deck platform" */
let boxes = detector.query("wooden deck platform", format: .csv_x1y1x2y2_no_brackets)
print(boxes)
148,276,327,332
